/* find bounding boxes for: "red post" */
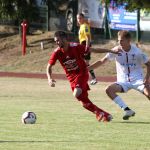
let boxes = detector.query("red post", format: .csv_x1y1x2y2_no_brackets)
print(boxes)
21,20,28,56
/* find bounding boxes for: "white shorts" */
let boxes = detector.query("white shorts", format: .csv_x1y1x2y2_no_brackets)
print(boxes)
117,79,145,93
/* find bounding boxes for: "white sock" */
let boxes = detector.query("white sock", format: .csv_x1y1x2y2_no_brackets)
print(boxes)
113,96,128,110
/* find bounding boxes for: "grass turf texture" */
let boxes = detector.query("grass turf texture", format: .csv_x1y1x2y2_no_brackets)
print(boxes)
0,77,150,150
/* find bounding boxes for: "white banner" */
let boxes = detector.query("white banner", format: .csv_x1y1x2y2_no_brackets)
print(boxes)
78,0,105,28
140,10,150,31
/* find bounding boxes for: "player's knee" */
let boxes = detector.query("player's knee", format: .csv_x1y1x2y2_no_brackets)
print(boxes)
106,85,116,96
105,86,112,96
73,88,82,98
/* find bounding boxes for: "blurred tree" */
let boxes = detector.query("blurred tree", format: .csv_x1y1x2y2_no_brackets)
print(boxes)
43,0,69,12
0,0,39,23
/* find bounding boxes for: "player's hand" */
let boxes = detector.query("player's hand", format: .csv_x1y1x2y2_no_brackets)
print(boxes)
48,79,56,87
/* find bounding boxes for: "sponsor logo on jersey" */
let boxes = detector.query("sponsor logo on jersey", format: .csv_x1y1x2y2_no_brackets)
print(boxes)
63,59,79,71
66,55,70,59
76,84,80,87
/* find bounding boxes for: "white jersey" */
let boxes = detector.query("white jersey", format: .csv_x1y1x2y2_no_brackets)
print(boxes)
106,44,149,82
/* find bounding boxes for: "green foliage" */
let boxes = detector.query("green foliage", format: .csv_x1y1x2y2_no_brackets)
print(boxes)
45,0,69,12
0,0,16,19
0,0,39,23
105,0,150,10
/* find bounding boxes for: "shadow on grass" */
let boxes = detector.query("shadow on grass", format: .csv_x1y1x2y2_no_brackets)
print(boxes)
113,121,150,124
0,140,92,143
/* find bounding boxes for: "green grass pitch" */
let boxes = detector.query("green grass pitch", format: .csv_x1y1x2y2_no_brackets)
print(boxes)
0,77,150,150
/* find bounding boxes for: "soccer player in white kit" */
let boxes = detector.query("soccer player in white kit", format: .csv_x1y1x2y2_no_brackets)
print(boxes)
89,30,150,120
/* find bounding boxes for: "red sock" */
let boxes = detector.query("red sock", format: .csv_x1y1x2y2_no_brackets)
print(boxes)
77,92,109,115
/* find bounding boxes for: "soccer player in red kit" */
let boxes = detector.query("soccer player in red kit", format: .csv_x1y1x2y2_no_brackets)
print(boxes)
46,31,118,122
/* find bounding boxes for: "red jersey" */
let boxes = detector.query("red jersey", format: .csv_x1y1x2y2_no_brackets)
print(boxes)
48,42,88,82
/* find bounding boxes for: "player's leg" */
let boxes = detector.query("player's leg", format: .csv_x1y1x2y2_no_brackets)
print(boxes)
143,85,150,100
81,41,97,85
74,89,112,122
73,87,82,98
105,83,135,120
72,74,112,122
85,54,97,85
133,80,150,100
105,83,129,109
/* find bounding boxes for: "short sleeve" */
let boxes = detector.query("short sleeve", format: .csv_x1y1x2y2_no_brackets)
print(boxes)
105,52,116,61
105,46,120,61
84,24,90,35
141,52,149,64
48,51,57,65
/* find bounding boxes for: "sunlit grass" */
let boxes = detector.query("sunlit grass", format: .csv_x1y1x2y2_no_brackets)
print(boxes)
0,77,150,150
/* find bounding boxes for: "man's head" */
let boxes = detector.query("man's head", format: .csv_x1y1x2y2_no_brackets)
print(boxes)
54,31,68,48
117,30,131,51
77,13,85,25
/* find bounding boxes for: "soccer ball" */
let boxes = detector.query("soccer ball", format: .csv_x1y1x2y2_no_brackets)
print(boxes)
21,111,37,124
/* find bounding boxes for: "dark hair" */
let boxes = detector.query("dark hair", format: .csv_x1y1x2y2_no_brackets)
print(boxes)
77,13,84,18
54,30,67,39
118,30,131,39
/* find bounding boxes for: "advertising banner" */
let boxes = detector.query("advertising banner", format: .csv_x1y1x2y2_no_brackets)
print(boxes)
108,2,137,31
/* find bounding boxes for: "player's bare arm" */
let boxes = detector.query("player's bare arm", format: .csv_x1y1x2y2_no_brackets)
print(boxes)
85,34,91,47
84,34,91,55
46,63,56,87
88,56,108,71
90,47,120,54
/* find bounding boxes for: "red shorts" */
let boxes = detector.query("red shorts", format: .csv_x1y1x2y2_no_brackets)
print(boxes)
70,73,90,92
